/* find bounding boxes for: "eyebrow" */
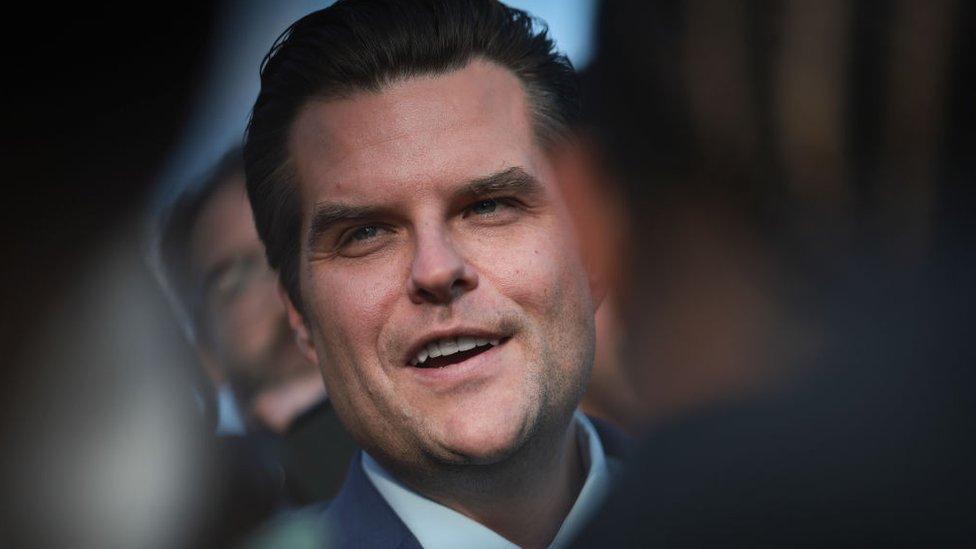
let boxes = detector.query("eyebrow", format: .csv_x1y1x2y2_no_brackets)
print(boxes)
456,166,544,201
305,166,544,250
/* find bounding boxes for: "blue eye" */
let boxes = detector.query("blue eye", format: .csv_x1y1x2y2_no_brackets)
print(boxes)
334,224,394,257
471,199,498,215
351,225,380,240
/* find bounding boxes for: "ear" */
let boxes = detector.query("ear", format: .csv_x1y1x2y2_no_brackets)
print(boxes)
278,283,319,366
552,137,629,312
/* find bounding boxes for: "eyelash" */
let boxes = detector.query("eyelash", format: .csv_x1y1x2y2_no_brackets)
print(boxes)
337,224,390,249
462,196,520,218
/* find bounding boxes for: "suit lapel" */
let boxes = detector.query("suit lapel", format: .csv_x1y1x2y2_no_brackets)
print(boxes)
321,451,422,549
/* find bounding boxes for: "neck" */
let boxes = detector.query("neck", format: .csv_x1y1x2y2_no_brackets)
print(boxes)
397,415,585,548
245,373,326,434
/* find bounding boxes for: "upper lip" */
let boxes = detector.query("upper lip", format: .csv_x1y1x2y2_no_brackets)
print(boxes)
402,326,509,366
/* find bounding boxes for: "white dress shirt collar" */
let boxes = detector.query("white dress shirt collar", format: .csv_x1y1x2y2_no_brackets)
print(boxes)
361,410,611,549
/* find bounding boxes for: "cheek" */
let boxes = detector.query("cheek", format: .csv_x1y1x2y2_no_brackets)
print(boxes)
476,221,595,386
308,260,404,366
213,313,269,364
302,260,409,441
476,220,587,317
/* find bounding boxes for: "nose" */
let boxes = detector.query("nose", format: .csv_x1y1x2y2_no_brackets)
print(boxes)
408,227,478,305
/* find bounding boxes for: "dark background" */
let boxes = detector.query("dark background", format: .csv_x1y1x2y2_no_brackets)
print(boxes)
1,3,216,364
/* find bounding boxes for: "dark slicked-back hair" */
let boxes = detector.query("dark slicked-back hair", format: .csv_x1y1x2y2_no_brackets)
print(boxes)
244,0,579,310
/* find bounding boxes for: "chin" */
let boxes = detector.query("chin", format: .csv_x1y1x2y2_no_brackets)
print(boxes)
432,400,537,465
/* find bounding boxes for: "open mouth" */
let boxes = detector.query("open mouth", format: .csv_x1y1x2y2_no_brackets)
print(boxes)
409,336,509,369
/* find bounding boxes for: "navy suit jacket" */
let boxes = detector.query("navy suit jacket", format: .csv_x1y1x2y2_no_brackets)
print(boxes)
314,417,629,548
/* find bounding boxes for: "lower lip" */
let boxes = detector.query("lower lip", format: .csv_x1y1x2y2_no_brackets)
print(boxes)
405,339,509,390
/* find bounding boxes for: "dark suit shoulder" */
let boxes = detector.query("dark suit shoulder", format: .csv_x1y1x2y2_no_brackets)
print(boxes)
320,452,422,548
244,452,421,549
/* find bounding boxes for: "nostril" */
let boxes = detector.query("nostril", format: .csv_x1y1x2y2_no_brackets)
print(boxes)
408,236,478,304
418,287,442,302
449,276,474,297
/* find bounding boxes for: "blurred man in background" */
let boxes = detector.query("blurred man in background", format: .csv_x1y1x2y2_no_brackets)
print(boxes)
155,148,358,504
561,0,975,544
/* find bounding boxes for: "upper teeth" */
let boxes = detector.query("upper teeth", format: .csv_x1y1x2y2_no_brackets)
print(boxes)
411,337,500,365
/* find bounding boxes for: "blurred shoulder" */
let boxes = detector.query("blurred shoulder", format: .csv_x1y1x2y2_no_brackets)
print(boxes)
242,502,330,549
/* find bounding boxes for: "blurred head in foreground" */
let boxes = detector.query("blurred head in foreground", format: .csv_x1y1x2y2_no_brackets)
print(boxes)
562,0,973,428
563,0,975,544
156,148,324,435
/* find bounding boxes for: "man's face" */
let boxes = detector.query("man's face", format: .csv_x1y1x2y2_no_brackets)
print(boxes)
287,60,596,469
190,177,313,394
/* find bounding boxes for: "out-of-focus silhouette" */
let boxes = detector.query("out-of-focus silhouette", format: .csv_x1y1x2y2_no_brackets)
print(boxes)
0,5,229,548
153,148,358,506
580,297,645,433
0,4,311,548
562,0,975,544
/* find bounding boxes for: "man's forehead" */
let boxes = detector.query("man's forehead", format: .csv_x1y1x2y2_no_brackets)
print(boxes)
189,178,260,271
287,59,538,206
